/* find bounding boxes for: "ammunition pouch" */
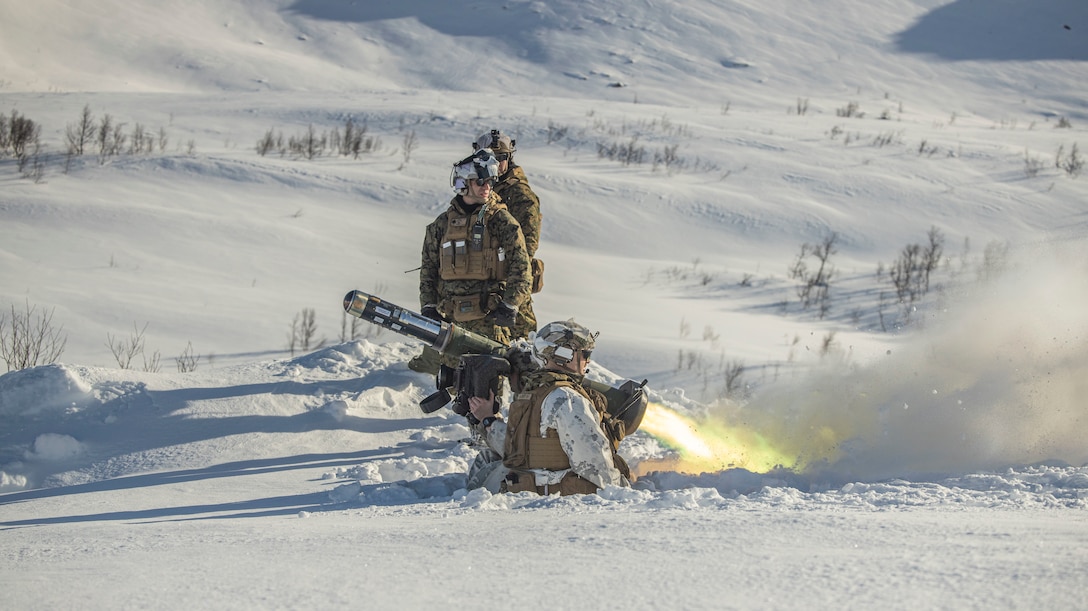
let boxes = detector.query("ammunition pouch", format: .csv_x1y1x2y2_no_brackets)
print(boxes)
530,258,544,294
441,294,489,322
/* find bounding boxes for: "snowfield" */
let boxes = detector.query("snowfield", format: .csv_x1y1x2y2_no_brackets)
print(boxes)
2,0,1087,608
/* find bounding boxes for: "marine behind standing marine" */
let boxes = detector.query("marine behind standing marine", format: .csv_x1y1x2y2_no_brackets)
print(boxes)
473,129,542,340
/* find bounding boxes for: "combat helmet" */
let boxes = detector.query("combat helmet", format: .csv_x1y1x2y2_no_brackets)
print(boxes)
450,148,501,193
531,319,598,366
473,129,516,162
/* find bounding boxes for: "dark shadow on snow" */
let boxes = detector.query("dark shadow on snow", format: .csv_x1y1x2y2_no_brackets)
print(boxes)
894,0,1087,61
0,446,443,527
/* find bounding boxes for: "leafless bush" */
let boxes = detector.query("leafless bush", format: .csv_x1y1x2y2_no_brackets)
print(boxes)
546,120,569,144
0,300,68,371
872,131,902,147
256,128,282,156
836,101,864,118
127,123,157,155
1024,149,1045,177
96,113,125,161
106,322,160,371
653,143,681,173
400,129,418,168
722,360,746,398
597,136,646,165
1056,143,1082,178
260,119,380,159
789,231,839,317
289,124,325,160
889,227,945,305
65,105,96,156
820,332,837,357
175,341,200,373
289,308,325,355
3,110,41,166
1056,117,1072,129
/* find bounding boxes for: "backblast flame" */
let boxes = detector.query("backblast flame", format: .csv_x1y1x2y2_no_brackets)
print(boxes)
635,402,830,477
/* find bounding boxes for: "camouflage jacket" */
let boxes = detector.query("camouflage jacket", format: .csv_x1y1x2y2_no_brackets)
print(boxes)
495,165,541,258
419,192,531,312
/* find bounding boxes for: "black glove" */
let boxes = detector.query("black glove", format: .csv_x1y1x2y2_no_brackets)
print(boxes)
421,305,443,322
490,301,517,328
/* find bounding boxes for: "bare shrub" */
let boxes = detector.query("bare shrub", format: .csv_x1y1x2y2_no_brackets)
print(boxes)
889,226,945,306
106,322,159,371
872,131,902,147
5,110,41,164
1056,143,1082,178
65,105,96,156
546,120,569,144
400,129,418,168
836,102,864,118
722,360,746,398
289,124,325,159
289,308,325,355
0,113,8,154
175,341,200,373
256,129,281,156
597,136,646,165
1023,149,1045,178
0,300,68,371
789,231,839,317
820,332,837,357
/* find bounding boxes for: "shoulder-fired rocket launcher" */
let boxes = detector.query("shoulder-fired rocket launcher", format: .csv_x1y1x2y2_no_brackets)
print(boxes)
342,290,648,435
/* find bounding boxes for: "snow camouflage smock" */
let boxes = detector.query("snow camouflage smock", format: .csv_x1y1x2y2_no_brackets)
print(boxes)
495,164,541,340
501,370,628,493
418,192,531,346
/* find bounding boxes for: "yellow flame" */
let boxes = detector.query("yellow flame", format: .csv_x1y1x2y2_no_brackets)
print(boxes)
635,402,836,477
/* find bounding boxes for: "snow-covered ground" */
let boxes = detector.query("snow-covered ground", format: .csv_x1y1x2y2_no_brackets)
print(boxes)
2,0,1087,608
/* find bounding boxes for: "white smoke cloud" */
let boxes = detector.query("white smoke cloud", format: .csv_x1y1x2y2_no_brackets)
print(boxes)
722,241,1088,482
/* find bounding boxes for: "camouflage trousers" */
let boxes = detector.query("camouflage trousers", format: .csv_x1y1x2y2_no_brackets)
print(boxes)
407,317,514,375
512,297,537,342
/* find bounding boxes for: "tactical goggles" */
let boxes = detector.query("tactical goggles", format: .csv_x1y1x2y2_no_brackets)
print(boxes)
474,177,496,187
493,153,510,161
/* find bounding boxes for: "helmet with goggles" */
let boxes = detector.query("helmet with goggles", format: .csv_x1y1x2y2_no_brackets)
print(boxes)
531,319,598,366
451,149,500,192
473,129,516,162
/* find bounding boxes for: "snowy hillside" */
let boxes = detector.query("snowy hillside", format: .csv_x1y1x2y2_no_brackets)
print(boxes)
2,0,1088,608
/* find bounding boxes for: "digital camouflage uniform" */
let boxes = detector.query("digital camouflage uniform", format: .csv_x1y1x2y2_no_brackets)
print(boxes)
408,191,532,375
494,163,542,340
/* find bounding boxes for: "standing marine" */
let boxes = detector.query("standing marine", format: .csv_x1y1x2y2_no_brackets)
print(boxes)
408,149,532,375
